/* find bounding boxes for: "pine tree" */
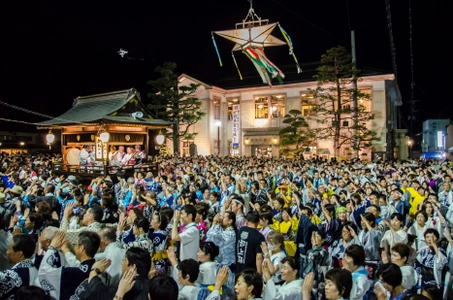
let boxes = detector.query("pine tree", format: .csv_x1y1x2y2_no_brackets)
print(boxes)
308,46,378,158
279,109,315,157
146,62,206,155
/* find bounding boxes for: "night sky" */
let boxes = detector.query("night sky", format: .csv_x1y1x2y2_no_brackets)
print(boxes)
0,0,451,139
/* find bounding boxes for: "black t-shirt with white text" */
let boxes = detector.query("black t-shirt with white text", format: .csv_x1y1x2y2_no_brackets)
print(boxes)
236,226,265,274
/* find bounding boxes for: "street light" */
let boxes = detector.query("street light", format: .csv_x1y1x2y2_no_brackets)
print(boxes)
216,120,221,155
46,130,55,150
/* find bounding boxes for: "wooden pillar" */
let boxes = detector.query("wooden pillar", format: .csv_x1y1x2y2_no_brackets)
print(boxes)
145,128,150,158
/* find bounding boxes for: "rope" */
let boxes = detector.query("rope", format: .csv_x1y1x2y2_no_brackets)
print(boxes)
0,101,56,120
0,100,83,124
0,117,37,126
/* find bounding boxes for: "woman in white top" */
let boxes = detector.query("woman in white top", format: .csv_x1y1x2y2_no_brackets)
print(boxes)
381,243,417,290
260,231,287,284
380,213,408,258
421,201,446,237
263,256,303,300
196,241,220,300
408,211,432,251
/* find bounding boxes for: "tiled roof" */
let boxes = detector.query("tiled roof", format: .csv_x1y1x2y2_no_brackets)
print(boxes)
37,88,171,126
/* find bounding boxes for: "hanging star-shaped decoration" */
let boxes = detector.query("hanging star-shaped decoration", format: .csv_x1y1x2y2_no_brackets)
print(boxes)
211,0,302,86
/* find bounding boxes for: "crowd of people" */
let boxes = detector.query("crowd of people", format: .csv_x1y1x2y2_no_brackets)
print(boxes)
1,151,453,300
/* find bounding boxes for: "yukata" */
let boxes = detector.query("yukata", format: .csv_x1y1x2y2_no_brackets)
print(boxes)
328,237,360,268
159,193,177,210
196,261,218,300
220,183,235,205
117,233,153,257
301,245,328,299
0,259,38,299
357,228,382,280
358,228,382,261
302,246,329,299
277,217,298,257
235,213,246,230
119,226,135,244
149,229,169,275
272,209,283,222
206,224,236,296
263,278,303,300
408,223,431,252
415,246,447,289
400,265,417,290
39,249,95,300
350,266,371,300
319,218,342,246
197,221,208,243
206,224,236,267
259,225,275,243
270,251,287,284
114,180,128,203
206,292,261,300
380,228,408,257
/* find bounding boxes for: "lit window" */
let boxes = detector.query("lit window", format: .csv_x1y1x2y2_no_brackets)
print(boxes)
271,95,285,118
357,87,372,112
255,96,269,119
301,93,316,116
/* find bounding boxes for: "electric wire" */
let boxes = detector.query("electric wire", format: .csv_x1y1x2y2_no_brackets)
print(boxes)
270,0,345,43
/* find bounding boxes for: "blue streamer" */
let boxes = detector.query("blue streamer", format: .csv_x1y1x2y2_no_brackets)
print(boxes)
231,51,243,80
211,33,223,67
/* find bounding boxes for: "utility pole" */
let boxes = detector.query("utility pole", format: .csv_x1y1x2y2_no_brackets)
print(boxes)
173,82,180,156
351,31,359,157
385,0,398,161
408,0,417,146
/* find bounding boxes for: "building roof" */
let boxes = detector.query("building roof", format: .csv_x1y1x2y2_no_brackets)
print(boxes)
207,61,392,90
37,88,172,127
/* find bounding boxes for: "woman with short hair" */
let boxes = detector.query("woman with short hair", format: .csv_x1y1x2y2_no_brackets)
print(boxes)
343,244,370,300
206,268,263,300
382,243,417,291
263,257,303,300
374,263,410,300
303,268,353,300
328,221,360,268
